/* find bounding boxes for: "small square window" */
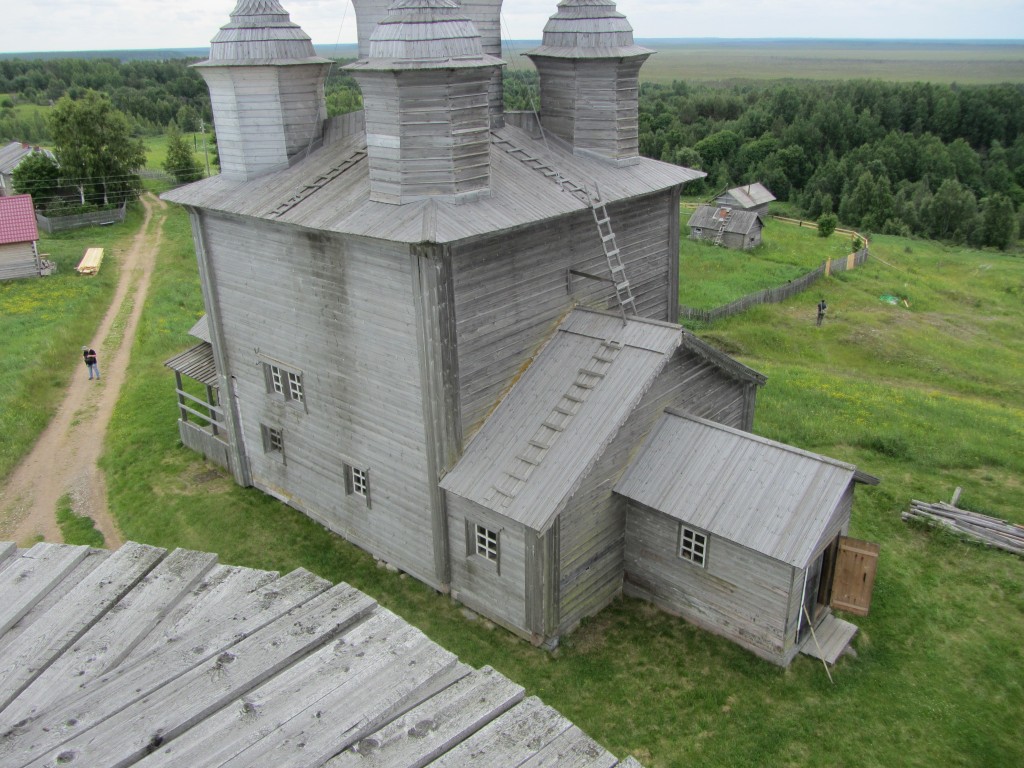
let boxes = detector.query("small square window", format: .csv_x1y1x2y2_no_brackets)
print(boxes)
679,526,708,567
261,424,285,462
344,462,371,508
475,524,499,562
263,361,305,410
351,466,368,498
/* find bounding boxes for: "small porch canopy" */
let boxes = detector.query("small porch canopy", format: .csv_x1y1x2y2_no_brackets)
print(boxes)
164,316,229,467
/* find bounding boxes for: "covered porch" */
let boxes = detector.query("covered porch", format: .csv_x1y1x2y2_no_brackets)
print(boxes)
164,338,231,471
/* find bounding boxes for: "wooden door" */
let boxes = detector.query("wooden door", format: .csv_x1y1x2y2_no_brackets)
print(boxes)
830,537,880,616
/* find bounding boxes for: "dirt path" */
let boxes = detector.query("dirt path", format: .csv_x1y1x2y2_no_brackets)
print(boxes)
0,193,168,547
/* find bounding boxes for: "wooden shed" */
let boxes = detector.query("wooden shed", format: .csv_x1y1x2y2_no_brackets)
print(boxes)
688,204,764,250
715,182,776,215
0,194,52,281
0,539,642,766
616,411,880,666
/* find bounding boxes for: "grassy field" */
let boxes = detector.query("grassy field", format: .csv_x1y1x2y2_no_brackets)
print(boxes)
0,208,138,481
505,40,1024,84
2,205,1021,767
679,211,859,309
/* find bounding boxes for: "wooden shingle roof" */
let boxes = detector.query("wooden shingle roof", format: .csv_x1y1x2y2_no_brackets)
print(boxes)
720,183,776,209
615,411,877,567
0,540,639,767
528,0,652,59
687,204,763,237
0,194,39,246
163,124,701,244
198,0,329,66
441,308,682,532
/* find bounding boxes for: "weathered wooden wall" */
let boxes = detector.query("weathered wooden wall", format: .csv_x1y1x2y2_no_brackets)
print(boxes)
194,211,442,588
554,343,755,636
0,241,38,281
452,190,676,438
446,494,528,637
623,500,795,664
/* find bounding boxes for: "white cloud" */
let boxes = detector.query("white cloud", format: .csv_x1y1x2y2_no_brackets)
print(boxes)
0,0,1021,53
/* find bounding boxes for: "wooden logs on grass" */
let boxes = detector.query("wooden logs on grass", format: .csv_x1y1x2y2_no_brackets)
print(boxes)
902,499,1024,555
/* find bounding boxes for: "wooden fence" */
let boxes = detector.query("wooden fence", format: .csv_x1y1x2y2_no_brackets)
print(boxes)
680,213,869,324
35,202,127,234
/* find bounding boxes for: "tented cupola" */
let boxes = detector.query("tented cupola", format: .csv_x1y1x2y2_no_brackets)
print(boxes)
346,0,504,204
526,0,652,162
351,0,505,120
195,0,331,181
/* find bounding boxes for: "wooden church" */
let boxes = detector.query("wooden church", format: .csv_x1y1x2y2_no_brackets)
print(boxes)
165,0,879,666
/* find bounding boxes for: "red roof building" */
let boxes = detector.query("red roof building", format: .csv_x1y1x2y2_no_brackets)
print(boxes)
0,193,51,281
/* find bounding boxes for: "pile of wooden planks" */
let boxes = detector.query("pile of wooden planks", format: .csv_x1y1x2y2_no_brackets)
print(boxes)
903,499,1024,555
76,246,104,274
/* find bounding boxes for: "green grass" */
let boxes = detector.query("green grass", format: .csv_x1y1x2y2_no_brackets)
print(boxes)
0,207,140,482
2,202,1015,767
635,41,1024,84
56,492,104,547
679,213,860,309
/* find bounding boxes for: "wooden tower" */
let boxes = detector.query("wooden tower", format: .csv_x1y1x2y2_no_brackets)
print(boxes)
351,0,505,122
345,0,504,203
194,0,332,181
526,0,652,163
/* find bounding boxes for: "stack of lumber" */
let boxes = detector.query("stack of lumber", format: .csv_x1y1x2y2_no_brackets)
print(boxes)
76,246,104,274
903,500,1024,555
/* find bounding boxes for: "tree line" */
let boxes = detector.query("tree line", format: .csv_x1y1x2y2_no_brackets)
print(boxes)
505,72,1024,249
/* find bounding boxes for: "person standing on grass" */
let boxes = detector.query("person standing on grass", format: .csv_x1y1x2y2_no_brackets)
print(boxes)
816,298,827,326
82,346,100,380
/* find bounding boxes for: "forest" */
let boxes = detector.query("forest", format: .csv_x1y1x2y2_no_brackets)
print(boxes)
1,57,1022,248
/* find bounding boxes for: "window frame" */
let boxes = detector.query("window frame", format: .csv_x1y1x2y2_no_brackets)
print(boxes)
678,525,708,568
343,462,371,509
261,424,285,463
465,520,501,574
261,358,306,411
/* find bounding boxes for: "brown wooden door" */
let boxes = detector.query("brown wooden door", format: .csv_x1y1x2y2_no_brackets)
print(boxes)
830,537,880,616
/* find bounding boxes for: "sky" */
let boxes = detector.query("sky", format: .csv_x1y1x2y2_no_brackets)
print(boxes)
1,0,1023,54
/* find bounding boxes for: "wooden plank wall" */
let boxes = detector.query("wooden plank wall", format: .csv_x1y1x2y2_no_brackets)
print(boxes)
199,212,441,588
453,190,675,437
555,344,755,636
446,494,528,637
624,502,794,665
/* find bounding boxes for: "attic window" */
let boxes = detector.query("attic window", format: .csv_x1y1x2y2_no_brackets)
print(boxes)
678,526,708,567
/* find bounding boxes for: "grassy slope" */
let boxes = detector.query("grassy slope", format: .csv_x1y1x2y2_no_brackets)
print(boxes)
0,208,137,481
92,206,1024,767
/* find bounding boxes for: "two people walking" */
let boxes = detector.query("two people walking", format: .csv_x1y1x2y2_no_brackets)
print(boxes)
82,346,100,380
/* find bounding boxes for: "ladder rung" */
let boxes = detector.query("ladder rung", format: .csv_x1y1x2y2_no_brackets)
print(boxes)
490,486,514,499
563,393,584,404
616,281,631,292
541,420,565,432
528,439,550,451
508,470,530,482
594,354,615,364
517,453,541,466
553,406,574,416
578,368,606,379
602,340,623,350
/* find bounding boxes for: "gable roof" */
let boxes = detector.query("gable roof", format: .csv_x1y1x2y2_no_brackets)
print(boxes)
719,182,776,208
0,540,638,767
163,121,702,245
687,204,763,237
0,194,39,245
441,308,682,532
615,410,878,567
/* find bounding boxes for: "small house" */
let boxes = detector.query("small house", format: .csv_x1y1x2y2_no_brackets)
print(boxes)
0,194,53,281
617,411,880,666
716,182,776,215
0,142,54,197
688,204,764,250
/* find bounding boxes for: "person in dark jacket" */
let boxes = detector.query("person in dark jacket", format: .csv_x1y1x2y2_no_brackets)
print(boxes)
82,345,100,380
816,298,827,326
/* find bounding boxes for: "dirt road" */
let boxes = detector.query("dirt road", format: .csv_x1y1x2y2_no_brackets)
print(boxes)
0,194,168,547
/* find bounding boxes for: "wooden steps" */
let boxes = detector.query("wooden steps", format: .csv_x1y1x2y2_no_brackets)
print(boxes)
799,613,858,665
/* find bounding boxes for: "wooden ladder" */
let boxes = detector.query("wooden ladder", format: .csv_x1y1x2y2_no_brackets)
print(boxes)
491,134,638,319
713,208,733,246
484,340,623,509
267,149,367,218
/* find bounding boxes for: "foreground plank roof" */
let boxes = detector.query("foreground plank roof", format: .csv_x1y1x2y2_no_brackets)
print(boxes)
0,540,639,767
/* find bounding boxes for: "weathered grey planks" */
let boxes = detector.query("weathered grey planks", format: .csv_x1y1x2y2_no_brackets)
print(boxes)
0,542,641,766
0,542,91,637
